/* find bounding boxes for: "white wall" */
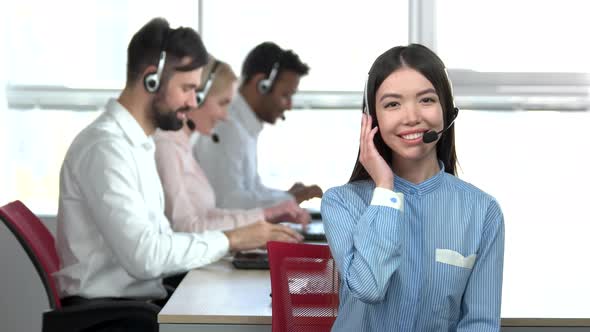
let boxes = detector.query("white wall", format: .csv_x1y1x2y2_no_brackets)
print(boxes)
0,217,54,332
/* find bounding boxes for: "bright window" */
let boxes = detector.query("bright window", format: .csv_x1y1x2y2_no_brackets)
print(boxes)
201,0,409,91
5,0,198,87
258,109,361,210
1,0,198,213
436,0,590,72
0,109,101,215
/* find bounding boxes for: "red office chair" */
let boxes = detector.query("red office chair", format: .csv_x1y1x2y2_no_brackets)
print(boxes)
0,200,160,332
267,241,339,332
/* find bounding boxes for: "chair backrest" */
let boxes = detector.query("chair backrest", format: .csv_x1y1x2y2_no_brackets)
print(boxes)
267,241,339,332
0,200,62,309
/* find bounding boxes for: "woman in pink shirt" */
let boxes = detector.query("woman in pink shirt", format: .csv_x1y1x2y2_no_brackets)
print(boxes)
154,57,309,235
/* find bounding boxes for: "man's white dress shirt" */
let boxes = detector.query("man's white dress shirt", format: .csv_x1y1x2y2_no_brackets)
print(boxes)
54,99,229,300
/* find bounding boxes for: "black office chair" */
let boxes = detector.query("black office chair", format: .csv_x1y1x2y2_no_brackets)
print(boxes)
0,200,160,332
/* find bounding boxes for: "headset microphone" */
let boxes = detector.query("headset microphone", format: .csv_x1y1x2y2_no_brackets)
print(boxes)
187,119,218,142
422,107,459,144
187,119,196,131
422,130,439,144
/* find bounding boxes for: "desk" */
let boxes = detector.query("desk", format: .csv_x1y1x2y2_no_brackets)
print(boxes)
159,259,272,331
159,260,590,332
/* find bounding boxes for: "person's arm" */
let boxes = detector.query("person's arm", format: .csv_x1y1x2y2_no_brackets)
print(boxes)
456,199,505,331
321,185,405,303
155,138,264,233
221,146,293,208
198,124,292,209
79,140,228,280
251,172,295,207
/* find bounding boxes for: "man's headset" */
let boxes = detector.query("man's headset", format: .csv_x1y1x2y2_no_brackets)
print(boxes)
144,29,171,93
257,61,280,95
196,60,221,107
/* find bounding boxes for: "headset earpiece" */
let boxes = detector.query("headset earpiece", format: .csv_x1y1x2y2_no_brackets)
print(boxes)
443,68,459,122
257,62,280,95
196,60,220,107
144,73,159,93
257,79,271,95
144,50,167,93
144,28,170,94
195,90,205,106
362,75,369,115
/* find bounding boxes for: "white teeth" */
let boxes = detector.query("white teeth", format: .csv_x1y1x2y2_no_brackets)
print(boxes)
401,132,423,140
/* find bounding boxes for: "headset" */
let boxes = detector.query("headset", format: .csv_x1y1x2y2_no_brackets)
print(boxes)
362,75,369,115
257,61,280,95
144,29,171,93
440,68,460,137
196,60,221,107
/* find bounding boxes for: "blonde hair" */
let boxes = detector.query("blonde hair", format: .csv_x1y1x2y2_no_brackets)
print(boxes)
199,55,237,97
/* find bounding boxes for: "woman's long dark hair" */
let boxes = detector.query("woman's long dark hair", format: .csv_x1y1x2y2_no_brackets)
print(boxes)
349,44,457,183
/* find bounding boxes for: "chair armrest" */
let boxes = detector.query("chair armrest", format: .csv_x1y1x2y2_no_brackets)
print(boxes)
42,300,160,332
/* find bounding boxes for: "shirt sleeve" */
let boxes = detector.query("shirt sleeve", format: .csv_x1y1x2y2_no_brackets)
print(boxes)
250,172,295,207
321,185,405,303
155,138,264,233
78,140,229,280
456,199,505,331
202,207,264,231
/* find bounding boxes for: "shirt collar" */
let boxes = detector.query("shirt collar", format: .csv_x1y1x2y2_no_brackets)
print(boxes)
106,98,154,150
232,93,263,137
154,128,190,150
394,160,446,196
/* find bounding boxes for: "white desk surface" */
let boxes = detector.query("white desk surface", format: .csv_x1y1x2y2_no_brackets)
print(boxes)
158,258,272,325
159,260,590,328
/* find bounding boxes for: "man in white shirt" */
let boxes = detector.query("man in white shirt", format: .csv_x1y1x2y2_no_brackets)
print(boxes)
54,19,302,329
194,42,323,210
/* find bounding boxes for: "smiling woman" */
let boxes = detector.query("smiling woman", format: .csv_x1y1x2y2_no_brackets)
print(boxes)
374,68,445,172
321,44,504,331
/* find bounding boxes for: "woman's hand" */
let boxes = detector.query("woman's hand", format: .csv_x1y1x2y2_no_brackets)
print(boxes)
359,114,394,189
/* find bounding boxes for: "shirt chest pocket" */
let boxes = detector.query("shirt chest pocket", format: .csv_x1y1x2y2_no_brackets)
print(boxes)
436,249,476,269
433,248,475,289
430,249,476,323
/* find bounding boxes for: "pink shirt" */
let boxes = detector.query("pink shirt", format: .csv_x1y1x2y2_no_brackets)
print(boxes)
154,129,264,233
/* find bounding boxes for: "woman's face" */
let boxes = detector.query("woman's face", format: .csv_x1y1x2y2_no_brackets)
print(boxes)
186,82,236,135
375,67,444,164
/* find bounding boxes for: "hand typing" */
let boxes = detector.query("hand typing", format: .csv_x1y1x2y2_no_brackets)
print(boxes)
263,200,311,227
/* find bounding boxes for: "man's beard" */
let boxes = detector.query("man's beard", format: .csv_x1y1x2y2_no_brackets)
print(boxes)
259,100,280,124
152,100,187,131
